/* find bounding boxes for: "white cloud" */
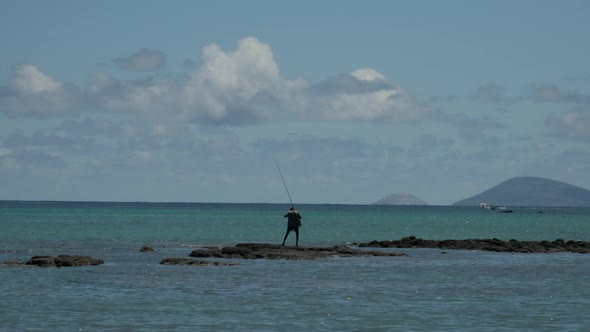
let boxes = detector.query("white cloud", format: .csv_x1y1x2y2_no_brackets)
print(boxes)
2,38,429,126
14,64,63,94
89,72,181,115
3,36,590,203
87,37,304,124
0,64,78,116
182,37,298,124
351,68,385,81
88,37,429,125
309,68,428,123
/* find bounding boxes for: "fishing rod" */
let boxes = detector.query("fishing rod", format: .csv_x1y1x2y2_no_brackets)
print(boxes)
274,159,294,208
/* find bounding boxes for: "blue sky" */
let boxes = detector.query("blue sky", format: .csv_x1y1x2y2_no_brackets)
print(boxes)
1,0,589,204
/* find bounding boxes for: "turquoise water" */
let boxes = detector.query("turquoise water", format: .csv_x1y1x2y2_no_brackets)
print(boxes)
1,202,589,331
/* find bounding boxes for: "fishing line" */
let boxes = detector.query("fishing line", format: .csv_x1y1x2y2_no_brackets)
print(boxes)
274,159,294,207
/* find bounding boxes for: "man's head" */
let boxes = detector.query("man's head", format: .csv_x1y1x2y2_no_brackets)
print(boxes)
290,207,295,211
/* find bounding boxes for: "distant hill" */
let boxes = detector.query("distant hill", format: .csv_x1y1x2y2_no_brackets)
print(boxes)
372,193,428,205
453,177,590,207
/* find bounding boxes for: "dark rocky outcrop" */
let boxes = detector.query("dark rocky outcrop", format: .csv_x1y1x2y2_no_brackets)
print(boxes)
358,236,590,253
140,246,155,252
188,243,407,260
26,255,104,267
160,258,237,266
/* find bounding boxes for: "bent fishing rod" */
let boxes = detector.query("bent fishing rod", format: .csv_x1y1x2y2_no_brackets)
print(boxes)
274,159,295,208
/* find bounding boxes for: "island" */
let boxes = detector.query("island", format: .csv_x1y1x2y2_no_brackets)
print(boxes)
372,193,428,205
453,176,590,207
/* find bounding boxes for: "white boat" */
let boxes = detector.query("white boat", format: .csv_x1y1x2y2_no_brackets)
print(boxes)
480,202,512,212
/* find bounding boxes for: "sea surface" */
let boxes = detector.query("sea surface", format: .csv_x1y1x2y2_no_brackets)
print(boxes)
1,201,589,331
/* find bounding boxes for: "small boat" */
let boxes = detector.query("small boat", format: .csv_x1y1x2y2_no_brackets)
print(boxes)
480,203,499,210
481,203,512,213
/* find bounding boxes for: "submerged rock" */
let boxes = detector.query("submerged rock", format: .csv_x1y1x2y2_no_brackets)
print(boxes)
358,236,590,253
0,260,26,266
26,255,104,267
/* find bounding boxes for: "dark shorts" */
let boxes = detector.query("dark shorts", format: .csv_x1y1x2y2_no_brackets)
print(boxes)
287,225,299,232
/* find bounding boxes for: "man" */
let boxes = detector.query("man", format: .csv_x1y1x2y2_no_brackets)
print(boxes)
282,206,302,246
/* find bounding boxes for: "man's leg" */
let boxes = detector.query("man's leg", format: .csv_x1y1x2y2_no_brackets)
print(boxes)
294,227,299,246
282,229,290,246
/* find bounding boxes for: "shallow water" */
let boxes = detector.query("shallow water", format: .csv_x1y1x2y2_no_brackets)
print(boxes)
1,202,589,331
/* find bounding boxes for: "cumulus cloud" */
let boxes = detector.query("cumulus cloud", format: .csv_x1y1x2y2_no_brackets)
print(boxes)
113,48,166,71
14,64,63,93
312,71,393,96
85,38,304,124
2,38,429,126
92,37,429,125
308,68,429,123
88,72,181,115
181,37,309,124
0,64,79,116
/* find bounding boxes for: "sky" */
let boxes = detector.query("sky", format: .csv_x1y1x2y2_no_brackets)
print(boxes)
1,0,589,205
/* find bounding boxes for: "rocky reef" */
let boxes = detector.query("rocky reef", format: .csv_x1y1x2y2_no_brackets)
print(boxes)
160,258,237,266
358,236,590,253
23,255,105,267
3,237,587,269
1,255,104,267
185,243,407,261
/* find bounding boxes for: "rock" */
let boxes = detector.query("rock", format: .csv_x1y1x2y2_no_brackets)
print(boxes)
26,256,57,267
55,255,104,267
357,237,590,253
222,246,257,259
189,248,221,258
159,258,237,266
26,255,104,267
140,246,155,252
183,243,407,260
165,243,407,262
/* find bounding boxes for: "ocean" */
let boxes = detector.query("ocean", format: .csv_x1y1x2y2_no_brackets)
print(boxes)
1,201,589,331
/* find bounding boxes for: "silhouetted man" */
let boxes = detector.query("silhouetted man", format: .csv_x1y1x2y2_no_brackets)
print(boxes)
282,206,302,246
